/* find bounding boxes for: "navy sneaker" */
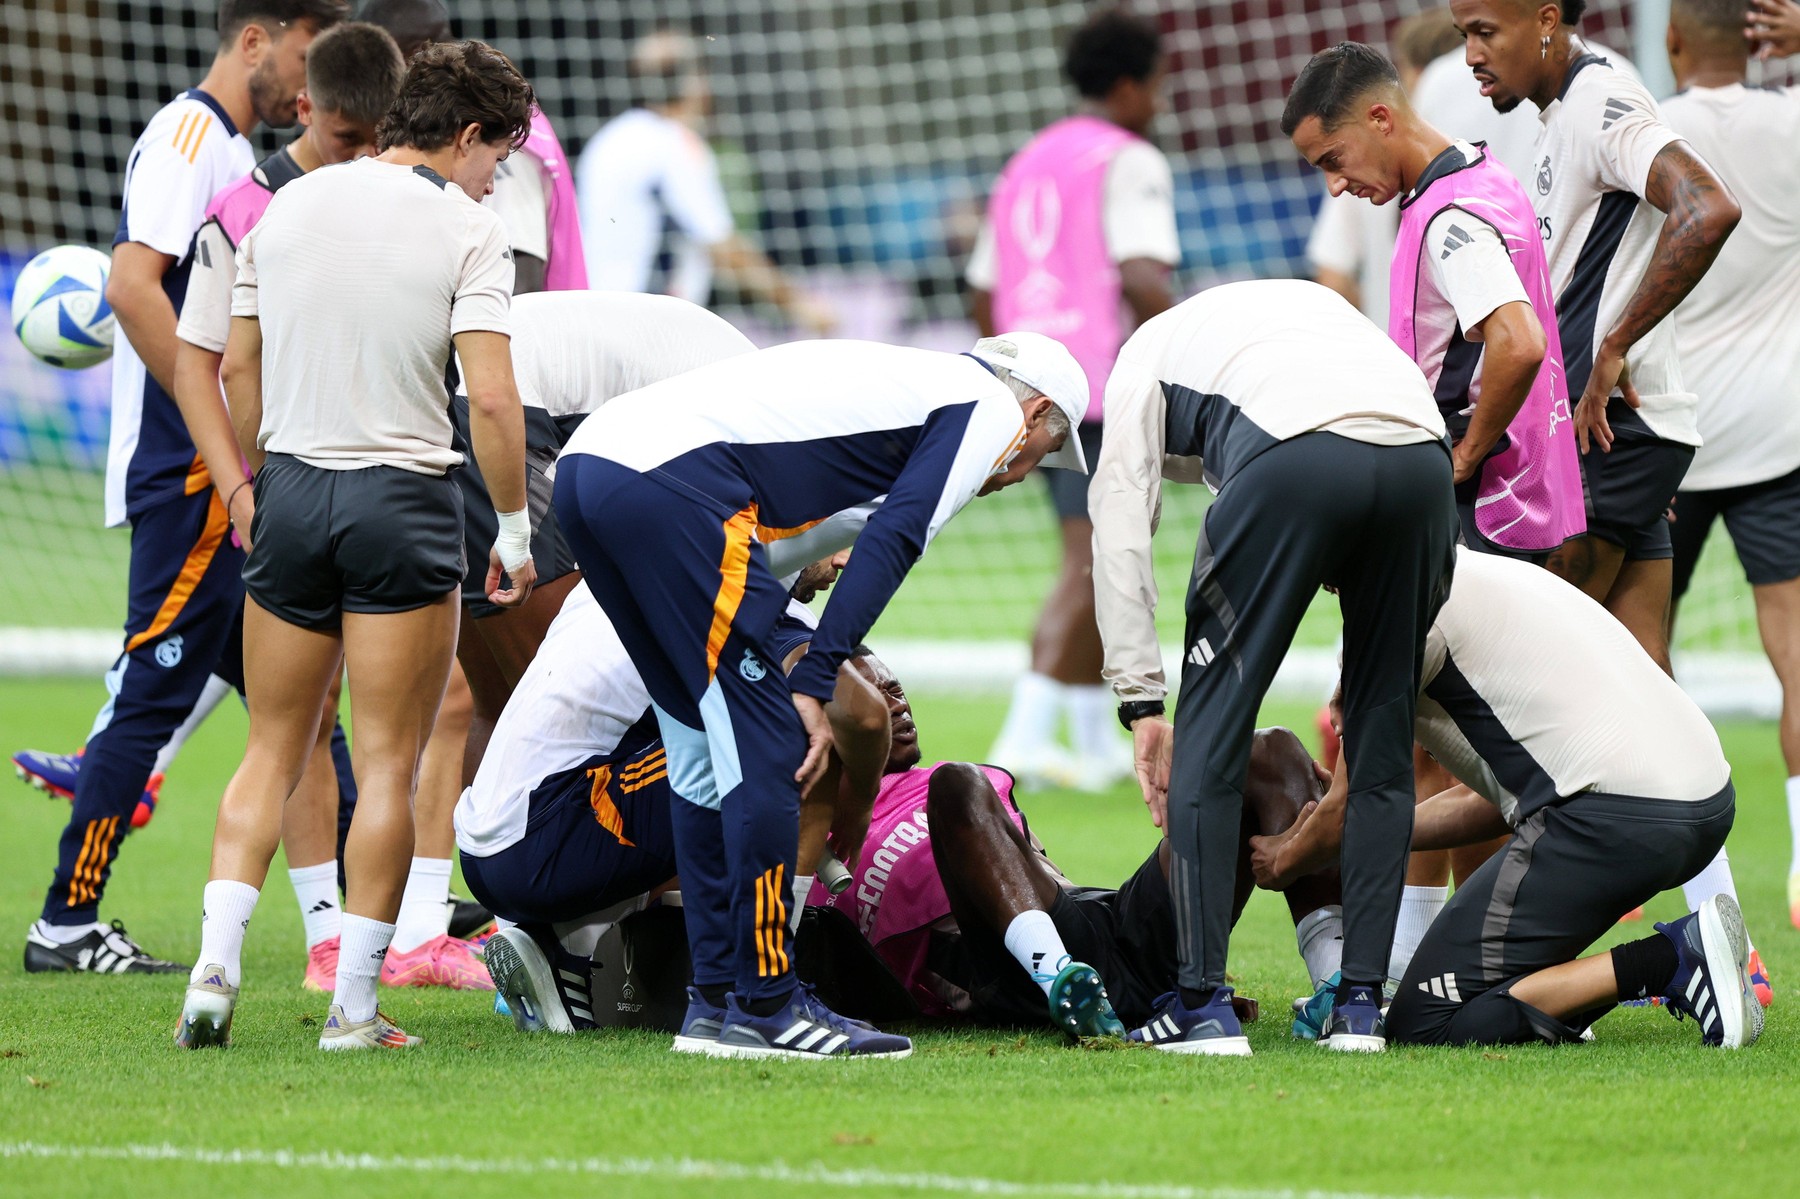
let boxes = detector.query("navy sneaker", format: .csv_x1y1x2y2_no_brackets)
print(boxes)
1046,960,1125,1039
482,926,594,1034
1128,987,1252,1056
672,987,729,1054
707,984,912,1060
1658,895,1763,1049
1321,982,1386,1052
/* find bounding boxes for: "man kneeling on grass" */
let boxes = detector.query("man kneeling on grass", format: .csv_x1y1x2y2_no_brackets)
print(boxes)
807,650,1350,1045
1251,547,1760,1050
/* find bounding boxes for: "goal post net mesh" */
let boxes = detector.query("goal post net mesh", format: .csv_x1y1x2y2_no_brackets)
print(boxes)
1,0,1785,710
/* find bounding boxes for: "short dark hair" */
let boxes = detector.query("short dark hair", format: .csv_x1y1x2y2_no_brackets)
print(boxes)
1560,1,1589,23
356,0,451,60
1672,0,1749,38
219,0,348,42
1280,41,1401,137
376,40,535,153
1391,8,1463,72
305,22,405,124
1062,8,1163,100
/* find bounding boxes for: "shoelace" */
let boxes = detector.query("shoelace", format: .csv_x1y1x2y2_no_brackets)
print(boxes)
793,983,862,1036
1030,954,1074,988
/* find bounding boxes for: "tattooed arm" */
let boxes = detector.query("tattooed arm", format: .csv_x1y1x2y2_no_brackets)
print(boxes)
1574,141,1740,452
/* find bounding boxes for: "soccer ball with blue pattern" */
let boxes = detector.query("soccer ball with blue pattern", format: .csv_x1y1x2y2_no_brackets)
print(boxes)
11,244,115,370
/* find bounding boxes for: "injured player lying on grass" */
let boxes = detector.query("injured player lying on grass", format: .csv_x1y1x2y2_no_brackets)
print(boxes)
462,576,1353,1046
1250,548,1762,1051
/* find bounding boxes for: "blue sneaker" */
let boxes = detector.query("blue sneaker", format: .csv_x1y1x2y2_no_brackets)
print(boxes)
14,748,161,828
1046,960,1125,1039
672,987,728,1054
1128,987,1252,1056
1321,982,1386,1052
1291,971,1341,1041
1658,895,1763,1049
707,984,912,1060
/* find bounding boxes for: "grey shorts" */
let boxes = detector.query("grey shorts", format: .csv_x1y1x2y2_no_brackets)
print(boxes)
244,454,464,632
1042,421,1104,522
1671,463,1800,600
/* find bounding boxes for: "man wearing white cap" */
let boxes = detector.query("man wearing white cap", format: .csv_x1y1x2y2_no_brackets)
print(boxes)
1091,279,1457,1055
552,331,1085,1059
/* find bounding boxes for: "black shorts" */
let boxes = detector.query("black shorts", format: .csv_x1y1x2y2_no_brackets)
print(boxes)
926,846,1177,1030
451,399,581,618
1671,463,1800,601
1042,421,1103,522
1386,782,1734,1047
1578,401,1694,561
244,454,464,632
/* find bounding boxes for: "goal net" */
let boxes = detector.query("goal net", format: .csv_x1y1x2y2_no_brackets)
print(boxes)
1,0,1785,712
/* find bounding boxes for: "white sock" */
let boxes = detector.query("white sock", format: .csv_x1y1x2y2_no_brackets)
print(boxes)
193,879,260,987
992,672,1067,753
554,920,610,960
789,873,813,935
1067,685,1124,761
153,673,233,776
391,857,453,953
333,913,395,1022
1003,909,1070,996
288,862,341,949
33,919,105,945
1787,777,1800,873
1387,885,1447,987
1295,904,1344,989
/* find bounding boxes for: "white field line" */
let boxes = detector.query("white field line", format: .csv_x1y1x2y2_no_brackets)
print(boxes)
0,1140,1486,1199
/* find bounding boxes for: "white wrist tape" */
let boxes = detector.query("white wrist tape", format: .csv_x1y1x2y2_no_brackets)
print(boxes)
493,508,532,573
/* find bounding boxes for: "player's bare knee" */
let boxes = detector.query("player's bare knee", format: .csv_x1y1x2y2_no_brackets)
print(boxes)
1245,726,1317,830
925,762,1001,831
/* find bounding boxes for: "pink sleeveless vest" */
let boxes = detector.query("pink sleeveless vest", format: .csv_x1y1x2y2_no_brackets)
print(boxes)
206,150,299,244
807,763,1020,1016
990,115,1141,422
523,108,589,291
1390,145,1583,552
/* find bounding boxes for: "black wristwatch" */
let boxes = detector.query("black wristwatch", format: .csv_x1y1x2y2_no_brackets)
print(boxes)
1117,700,1166,731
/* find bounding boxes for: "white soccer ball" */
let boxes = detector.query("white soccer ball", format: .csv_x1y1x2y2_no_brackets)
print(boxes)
11,244,116,370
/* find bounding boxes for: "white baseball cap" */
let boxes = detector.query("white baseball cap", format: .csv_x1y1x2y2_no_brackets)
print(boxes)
968,331,1090,473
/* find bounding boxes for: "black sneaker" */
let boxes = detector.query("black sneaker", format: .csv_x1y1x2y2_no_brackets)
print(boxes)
24,919,186,974
447,894,495,940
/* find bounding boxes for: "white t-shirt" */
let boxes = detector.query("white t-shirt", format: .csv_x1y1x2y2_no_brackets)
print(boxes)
1662,83,1800,490
1304,189,1398,324
466,291,755,420
106,89,254,527
486,148,549,264
1405,142,1533,407
233,158,513,474
575,108,734,300
1417,548,1729,824
1093,280,1446,702
1532,54,1695,443
964,139,1181,289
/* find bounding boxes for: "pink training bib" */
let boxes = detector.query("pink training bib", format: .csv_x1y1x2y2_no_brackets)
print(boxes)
1390,145,1584,552
523,107,589,292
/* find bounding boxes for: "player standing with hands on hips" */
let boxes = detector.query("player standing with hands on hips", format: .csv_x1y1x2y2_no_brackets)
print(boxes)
175,40,538,1053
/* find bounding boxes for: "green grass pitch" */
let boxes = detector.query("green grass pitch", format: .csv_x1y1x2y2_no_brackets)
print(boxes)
1,675,1795,1199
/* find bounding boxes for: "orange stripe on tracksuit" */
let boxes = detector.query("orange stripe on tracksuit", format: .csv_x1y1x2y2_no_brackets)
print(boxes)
124,492,230,653
704,505,758,682
67,815,121,908
585,764,636,847
754,864,789,977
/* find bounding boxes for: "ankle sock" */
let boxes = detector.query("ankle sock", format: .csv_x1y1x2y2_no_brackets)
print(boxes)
194,879,260,987
1003,909,1070,996
698,982,730,1008
391,857,453,954
1178,986,1216,1009
1612,934,1680,1001
333,913,396,1022
35,919,105,945
288,862,340,949
746,984,796,1018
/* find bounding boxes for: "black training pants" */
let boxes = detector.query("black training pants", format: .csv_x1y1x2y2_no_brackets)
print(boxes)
1166,432,1456,992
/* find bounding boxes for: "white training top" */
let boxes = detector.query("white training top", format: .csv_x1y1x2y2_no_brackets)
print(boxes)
1416,547,1729,825
1661,82,1800,491
575,108,733,300
1092,280,1446,702
486,148,549,263
1531,53,1695,444
233,158,513,474
1304,188,1398,324
107,88,254,527
463,291,755,419
1407,142,1533,404
963,139,1181,288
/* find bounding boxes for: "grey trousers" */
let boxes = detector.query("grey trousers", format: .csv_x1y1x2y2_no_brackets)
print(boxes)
1166,432,1456,991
